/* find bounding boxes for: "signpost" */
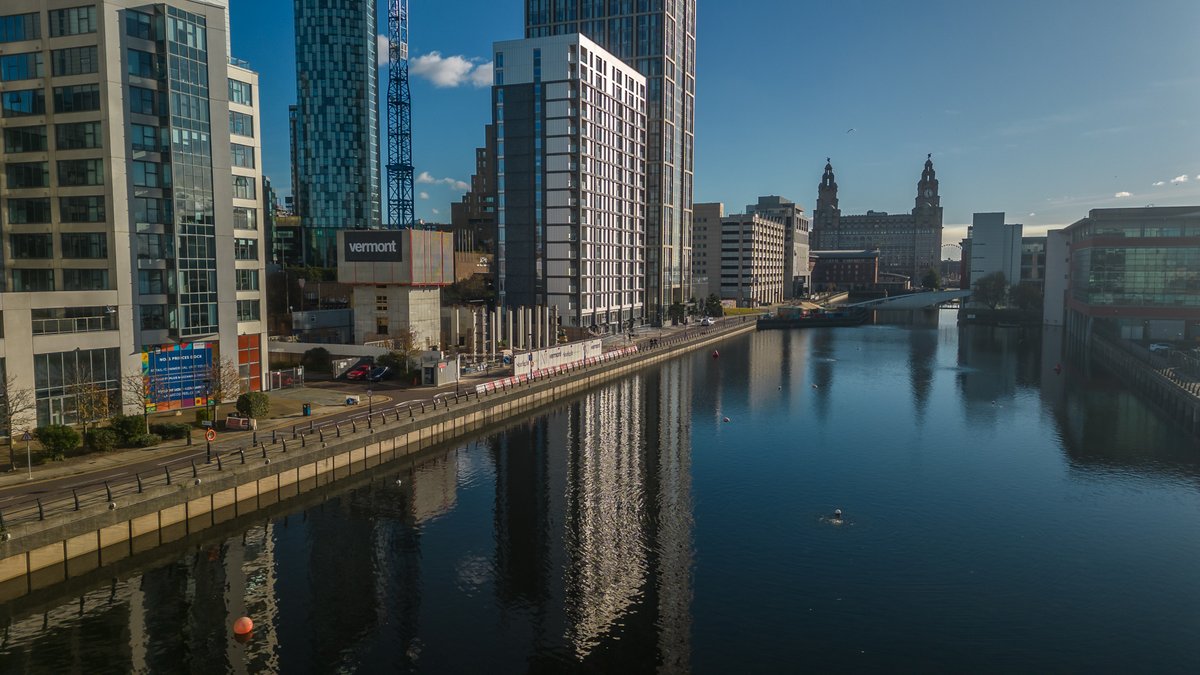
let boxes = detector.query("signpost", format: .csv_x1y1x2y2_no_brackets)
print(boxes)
21,430,32,480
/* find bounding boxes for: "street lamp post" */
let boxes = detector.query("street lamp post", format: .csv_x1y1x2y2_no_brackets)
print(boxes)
367,388,373,415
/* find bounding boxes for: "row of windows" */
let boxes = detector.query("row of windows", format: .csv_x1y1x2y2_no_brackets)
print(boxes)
0,7,98,44
7,196,105,224
9,232,108,259
229,79,253,106
10,268,111,292
1,84,103,117
5,159,104,188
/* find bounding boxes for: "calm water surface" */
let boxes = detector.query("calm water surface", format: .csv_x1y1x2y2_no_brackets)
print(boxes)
2,310,1199,673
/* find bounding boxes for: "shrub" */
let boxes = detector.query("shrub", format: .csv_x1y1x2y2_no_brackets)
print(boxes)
109,414,145,446
84,428,119,453
236,392,270,419
127,433,162,448
35,425,80,460
150,423,191,440
301,347,332,373
195,408,212,424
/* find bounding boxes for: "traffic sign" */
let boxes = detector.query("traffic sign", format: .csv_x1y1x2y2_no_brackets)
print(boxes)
21,431,32,442
205,428,217,442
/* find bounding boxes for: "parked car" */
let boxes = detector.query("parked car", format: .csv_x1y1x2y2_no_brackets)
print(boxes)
346,364,372,380
1148,343,1171,354
367,366,390,382
700,317,715,326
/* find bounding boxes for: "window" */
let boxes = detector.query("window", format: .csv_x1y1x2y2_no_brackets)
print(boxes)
376,295,388,311
235,269,259,290
1,52,43,81
132,160,169,188
236,300,260,322
228,79,253,105
2,89,45,117
232,175,256,199
128,49,159,78
57,158,105,186
129,86,160,116
33,346,120,426
140,305,167,330
233,207,257,229
0,13,40,43
132,197,171,224
4,125,47,153
234,237,258,260
10,233,52,259
60,196,105,223
130,123,167,151
63,268,110,290
138,269,172,295
55,121,101,150
231,143,255,168
49,7,98,37
6,161,49,188
53,84,101,113
229,111,254,137
126,11,154,40
238,334,262,392
12,269,54,292
51,47,98,76
7,198,51,224
61,233,107,259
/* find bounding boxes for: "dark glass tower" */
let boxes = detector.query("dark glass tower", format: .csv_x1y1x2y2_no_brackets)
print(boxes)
294,0,382,267
526,0,697,325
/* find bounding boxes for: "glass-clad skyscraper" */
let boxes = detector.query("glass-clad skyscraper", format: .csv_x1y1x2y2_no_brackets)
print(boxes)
294,0,381,267
526,0,696,324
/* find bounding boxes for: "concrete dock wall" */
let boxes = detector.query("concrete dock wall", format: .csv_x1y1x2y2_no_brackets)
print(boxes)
0,322,755,601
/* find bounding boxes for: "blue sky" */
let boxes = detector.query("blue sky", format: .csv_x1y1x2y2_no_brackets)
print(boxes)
231,0,1200,246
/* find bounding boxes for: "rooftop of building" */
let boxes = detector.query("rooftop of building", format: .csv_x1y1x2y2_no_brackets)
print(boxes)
810,249,881,259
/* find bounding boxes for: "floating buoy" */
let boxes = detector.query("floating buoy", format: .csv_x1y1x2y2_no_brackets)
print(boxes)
723,416,731,423
712,350,719,358
811,383,819,389
233,617,254,636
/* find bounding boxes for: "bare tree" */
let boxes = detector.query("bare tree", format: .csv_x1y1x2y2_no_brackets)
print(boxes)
122,371,168,434
206,357,244,412
66,367,113,436
0,374,37,471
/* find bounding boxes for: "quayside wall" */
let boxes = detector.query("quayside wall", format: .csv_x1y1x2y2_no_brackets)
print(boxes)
0,321,756,602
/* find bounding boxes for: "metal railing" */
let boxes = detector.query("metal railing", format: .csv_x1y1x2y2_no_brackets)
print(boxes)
0,319,751,532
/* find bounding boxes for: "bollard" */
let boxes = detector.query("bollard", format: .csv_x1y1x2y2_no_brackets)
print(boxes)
191,460,198,479
272,429,277,445
301,434,307,447
105,481,113,502
253,431,258,446
217,454,224,470
368,415,373,431
336,424,341,438
309,419,314,432
165,466,172,485
239,449,246,464
187,431,193,446
37,499,44,521
262,444,268,459
395,410,401,422
352,420,358,433
73,489,80,511
320,429,325,443
0,510,4,531
281,440,288,453
136,473,143,493
292,424,297,440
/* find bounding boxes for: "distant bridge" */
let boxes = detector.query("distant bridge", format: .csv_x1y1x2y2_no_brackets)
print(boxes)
843,289,972,310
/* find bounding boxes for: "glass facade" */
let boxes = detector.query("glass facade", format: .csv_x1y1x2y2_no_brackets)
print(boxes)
294,0,381,267
1071,247,1200,308
527,0,695,321
33,347,121,427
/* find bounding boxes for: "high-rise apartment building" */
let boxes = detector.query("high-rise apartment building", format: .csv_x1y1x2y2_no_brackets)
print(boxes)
716,211,785,307
966,212,1022,287
526,0,696,324
293,0,380,267
746,195,810,298
0,0,267,426
492,34,647,333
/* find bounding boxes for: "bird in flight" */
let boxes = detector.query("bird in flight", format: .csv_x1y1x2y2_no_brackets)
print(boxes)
846,128,855,133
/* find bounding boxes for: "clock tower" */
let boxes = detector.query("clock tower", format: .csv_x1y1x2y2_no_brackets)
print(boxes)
912,154,944,278
814,158,841,249
915,153,940,210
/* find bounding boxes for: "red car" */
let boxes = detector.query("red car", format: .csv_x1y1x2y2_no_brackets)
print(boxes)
346,365,372,380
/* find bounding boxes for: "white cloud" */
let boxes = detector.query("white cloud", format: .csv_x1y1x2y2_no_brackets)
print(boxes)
416,171,470,191
419,191,430,200
432,208,440,215
410,51,493,88
1114,191,1132,198
377,35,390,66
1171,174,1189,184
1028,212,1036,217
1152,181,1166,186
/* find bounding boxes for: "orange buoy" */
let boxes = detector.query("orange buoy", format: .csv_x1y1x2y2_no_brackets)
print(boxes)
233,617,254,636
712,350,719,358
